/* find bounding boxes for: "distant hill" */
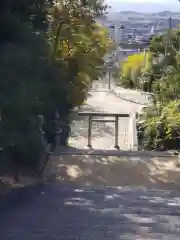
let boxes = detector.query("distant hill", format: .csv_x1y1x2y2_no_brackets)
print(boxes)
119,10,180,17
156,11,180,17
107,10,180,21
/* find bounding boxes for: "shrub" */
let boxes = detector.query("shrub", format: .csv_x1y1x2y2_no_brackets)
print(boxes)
138,100,180,150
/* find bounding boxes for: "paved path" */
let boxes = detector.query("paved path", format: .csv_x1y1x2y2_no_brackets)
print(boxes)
0,182,180,239
94,78,150,105
70,84,144,150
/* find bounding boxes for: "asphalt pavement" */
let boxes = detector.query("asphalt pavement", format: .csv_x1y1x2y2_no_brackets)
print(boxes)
0,182,180,239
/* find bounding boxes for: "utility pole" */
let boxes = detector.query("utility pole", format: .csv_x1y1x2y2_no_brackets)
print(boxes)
177,22,180,51
168,16,172,45
107,57,113,90
108,68,111,90
107,24,115,90
168,16,172,32
143,48,147,68
164,16,172,73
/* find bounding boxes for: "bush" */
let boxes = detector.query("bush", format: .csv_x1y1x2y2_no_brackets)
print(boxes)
137,100,180,150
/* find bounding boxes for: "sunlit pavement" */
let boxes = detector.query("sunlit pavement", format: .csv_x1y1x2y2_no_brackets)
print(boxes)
111,85,150,105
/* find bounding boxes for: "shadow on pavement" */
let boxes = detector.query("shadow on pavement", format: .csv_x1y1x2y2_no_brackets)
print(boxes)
44,147,180,190
0,182,180,239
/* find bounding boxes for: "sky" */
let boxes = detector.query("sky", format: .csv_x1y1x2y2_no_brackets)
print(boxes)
106,0,180,12
108,0,178,3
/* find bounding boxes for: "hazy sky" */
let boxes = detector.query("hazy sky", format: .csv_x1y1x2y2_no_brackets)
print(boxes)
109,0,178,3
107,0,180,12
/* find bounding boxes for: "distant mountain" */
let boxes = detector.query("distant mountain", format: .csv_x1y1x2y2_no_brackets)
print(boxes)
119,10,180,17
156,11,179,17
107,10,180,21
118,11,140,15
107,1,179,13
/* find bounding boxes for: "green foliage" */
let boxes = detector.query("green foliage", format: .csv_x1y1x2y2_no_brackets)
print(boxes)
119,52,152,89
49,1,112,106
0,0,111,168
138,101,180,150
121,29,180,150
119,30,180,93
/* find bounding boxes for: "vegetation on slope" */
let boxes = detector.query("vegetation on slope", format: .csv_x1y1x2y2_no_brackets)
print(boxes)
119,30,180,150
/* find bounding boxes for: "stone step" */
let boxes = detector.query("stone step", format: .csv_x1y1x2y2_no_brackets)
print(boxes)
54,147,178,158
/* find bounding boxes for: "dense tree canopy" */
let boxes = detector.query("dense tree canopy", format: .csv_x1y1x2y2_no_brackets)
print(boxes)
49,3,111,106
0,0,112,168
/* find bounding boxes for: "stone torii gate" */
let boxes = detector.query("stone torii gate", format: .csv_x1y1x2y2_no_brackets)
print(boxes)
78,112,130,149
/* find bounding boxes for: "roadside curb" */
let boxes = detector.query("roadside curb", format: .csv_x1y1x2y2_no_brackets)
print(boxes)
52,146,180,158
110,89,149,106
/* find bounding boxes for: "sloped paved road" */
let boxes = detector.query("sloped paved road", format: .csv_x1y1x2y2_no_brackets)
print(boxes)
93,79,150,105
1,182,180,239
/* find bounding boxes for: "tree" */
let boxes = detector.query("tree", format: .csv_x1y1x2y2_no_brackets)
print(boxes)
119,52,152,88
49,1,112,107
119,30,180,94
0,0,111,170
136,29,180,151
